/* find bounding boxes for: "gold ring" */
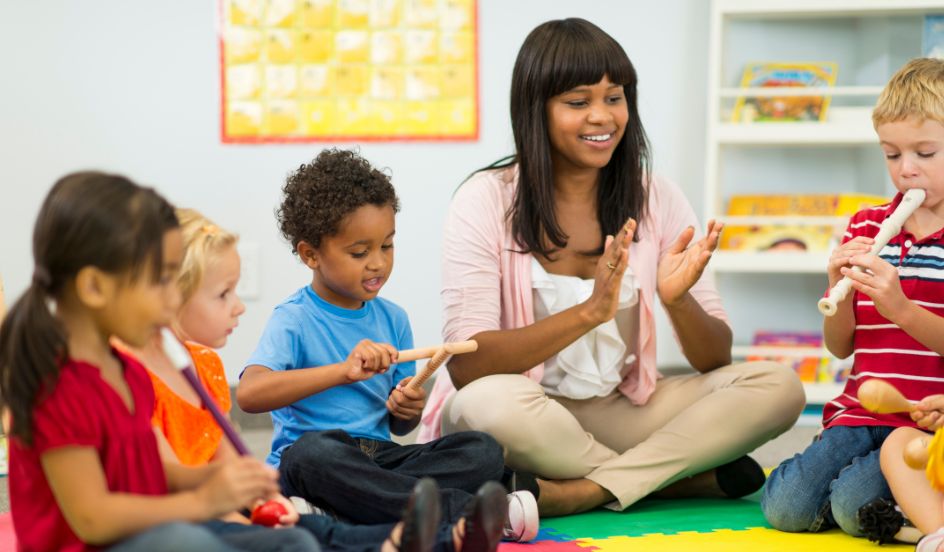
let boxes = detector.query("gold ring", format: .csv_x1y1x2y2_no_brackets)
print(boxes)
606,261,617,270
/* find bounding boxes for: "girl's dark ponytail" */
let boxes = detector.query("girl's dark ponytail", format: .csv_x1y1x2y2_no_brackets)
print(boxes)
0,278,66,444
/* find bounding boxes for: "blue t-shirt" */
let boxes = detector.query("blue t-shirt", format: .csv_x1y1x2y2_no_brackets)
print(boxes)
245,285,415,466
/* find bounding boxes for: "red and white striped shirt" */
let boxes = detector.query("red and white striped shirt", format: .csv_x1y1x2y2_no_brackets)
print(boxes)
823,193,944,429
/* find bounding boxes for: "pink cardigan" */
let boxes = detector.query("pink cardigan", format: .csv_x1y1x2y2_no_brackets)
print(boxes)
418,166,729,442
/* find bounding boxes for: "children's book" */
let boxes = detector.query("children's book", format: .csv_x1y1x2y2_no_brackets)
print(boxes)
747,331,831,383
732,62,838,123
720,193,889,252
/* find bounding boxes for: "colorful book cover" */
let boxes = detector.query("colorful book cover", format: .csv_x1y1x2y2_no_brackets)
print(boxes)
720,193,888,252
732,62,838,123
747,331,829,383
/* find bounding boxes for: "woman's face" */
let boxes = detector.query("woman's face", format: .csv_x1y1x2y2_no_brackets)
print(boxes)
545,74,629,175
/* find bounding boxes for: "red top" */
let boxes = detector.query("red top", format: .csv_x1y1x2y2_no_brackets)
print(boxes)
823,193,944,429
10,349,168,552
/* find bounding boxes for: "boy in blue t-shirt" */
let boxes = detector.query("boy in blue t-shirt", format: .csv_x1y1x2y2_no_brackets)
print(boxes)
238,149,538,542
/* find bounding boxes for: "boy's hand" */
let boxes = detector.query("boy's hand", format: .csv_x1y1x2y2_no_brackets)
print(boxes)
386,377,426,420
344,339,397,383
840,253,908,322
827,236,874,287
913,394,944,430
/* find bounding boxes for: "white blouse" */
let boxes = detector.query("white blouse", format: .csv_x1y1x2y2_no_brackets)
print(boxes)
531,257,640,400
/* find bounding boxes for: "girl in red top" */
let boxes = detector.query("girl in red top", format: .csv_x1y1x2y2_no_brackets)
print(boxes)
0,172,316,551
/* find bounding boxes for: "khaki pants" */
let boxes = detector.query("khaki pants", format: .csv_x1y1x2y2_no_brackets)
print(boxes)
442,361,804,509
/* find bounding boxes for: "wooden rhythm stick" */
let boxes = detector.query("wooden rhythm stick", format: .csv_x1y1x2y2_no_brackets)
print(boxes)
819,188,926,316
399,340,478,391
857,379,914,414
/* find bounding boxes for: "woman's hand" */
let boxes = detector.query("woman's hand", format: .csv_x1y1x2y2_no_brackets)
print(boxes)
580,219,636,325
827,236,874,288
840,254,908,323
657,220,723,307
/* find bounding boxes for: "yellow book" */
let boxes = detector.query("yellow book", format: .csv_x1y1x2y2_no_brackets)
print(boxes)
732,62,838,123
720,193,888,252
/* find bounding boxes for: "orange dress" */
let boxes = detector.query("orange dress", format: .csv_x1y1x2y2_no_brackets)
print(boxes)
149,342,232,466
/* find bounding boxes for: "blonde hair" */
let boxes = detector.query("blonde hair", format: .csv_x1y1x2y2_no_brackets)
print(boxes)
175,208,238,305
873,58,944,128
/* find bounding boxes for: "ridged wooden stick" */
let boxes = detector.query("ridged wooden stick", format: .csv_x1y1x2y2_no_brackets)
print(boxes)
858,379,914,414
400,340,478,390
397,340,478,363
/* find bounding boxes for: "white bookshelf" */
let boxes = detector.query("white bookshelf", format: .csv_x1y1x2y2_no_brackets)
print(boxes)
705,0,944,405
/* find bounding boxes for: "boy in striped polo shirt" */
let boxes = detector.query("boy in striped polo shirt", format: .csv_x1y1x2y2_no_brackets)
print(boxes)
762,58,944,545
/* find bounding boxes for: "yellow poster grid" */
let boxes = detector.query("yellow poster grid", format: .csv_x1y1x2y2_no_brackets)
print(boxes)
219,0,478,142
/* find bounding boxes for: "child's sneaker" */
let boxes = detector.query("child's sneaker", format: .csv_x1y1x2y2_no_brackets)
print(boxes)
502,490,539,542
857,497,920,544
917,527,944,552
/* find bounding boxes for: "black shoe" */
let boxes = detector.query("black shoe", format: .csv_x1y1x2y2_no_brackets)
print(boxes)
501,468,540,500
858,497,920,544
398,478,441,552
716,455,765,498
460,481,507,552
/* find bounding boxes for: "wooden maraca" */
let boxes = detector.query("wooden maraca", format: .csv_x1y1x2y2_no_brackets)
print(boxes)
905,435,931,470
857,379,914,414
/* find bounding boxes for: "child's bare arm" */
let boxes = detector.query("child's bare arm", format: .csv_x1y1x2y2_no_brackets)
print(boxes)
41,447,273,545
237,339,397,413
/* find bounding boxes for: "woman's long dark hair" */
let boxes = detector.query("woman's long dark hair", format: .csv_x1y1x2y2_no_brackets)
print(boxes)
497,18,650,258
0,172,178,444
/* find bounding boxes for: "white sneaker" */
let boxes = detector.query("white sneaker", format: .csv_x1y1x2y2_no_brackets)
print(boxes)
289,496,326,516
502,490,539,542
916,528,944,552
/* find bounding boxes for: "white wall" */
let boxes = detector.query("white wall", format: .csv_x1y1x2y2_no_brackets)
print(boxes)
0,0,709,381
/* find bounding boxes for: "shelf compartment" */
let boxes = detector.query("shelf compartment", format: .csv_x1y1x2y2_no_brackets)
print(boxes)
714,0,944,18
803,382,845,404
714,121,876,145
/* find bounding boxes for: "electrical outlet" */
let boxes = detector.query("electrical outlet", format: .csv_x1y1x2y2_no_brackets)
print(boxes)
236,240,261,300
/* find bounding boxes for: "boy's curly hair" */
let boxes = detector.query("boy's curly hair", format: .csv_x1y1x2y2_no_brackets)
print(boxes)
278,148,400,253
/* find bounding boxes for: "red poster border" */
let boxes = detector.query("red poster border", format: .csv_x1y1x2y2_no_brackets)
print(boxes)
217,0,480,144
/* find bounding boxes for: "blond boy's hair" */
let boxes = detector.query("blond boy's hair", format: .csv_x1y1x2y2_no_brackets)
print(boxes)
873,57,944,128
175,208,238,305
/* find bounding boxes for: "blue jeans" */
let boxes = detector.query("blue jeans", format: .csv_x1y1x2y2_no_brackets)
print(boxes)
279,429,504,524
106,521,318,552
761,425,894,536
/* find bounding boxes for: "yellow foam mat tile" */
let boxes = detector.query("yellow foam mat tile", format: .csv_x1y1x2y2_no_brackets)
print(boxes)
578,527,913,552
